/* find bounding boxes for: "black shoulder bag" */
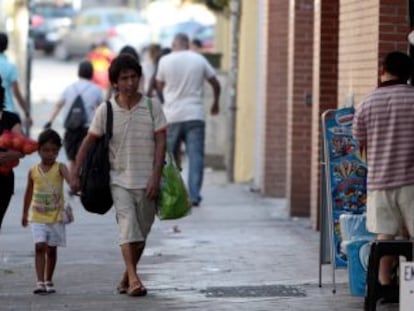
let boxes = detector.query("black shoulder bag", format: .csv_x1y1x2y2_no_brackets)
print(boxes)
80,101,113,214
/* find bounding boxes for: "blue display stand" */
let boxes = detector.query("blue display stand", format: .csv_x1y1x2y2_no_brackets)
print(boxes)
319,107,373,295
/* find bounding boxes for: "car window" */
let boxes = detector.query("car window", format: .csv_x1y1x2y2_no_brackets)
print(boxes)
106,12,143,26
195,26,214,39
33,5,75,18
75,14,101,27
84,15,101,27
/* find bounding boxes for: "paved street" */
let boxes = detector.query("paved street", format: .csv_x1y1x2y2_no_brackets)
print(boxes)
0,56,399,310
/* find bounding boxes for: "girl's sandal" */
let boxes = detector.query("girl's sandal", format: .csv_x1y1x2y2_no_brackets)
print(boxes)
117,281,128,294
127,281,147,297
33,281,46,294
45,281,56,294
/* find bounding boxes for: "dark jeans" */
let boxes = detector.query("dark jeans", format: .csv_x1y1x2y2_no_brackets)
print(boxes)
167,120,205,204
0,172,14,229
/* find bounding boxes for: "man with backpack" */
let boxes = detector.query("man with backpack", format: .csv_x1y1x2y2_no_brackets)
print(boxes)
45,60,103,172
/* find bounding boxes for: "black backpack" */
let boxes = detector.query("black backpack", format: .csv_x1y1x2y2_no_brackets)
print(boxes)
80,101,113,214
64,94,87,131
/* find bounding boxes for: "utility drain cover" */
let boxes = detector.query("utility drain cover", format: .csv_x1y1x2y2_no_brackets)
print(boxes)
202,285,306,298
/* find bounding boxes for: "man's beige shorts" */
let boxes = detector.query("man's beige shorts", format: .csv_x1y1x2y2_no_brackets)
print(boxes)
367,184,414,237
111,185,157,245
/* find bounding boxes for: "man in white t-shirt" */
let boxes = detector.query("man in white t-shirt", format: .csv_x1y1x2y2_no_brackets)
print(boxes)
45,60,103,172
156,33,221,206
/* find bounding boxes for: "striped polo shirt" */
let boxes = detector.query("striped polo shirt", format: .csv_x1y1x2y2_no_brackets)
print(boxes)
352,81,414,191
89,97,167,189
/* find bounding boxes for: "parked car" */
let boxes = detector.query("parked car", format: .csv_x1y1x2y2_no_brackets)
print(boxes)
159,20,215,50
30,3,76,54
54,7,152,60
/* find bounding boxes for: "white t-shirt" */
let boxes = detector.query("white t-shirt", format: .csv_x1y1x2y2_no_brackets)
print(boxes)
88,97,167,189
156,50,216,123
142,61,156,94
60,79,103,127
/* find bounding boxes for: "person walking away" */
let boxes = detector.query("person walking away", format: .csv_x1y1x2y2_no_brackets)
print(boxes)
142,43,161,96
156,33,221,207
70,54,167,297
44,60,103,173
190,38,203,53
146,47,170,103
21,129,71,294
0,75,24,230
0,32,32,126
352,51,414,292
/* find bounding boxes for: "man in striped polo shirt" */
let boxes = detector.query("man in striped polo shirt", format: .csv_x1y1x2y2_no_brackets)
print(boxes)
71,54,167,297
353,51,414,287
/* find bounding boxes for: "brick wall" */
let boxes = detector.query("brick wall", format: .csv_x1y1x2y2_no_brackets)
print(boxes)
264,0,289,196
338,1,380,107
263,0,409,217
310,0,339,229
378,0,409,69
338,0,408,108
286,0,314,216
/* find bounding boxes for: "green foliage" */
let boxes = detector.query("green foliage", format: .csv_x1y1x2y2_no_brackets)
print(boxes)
205,0,230,12
178,0,229,12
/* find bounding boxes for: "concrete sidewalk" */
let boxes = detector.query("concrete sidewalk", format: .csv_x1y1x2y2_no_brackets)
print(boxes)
0,154,397,310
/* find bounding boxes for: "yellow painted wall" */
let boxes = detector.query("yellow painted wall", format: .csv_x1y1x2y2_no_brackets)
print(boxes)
215,12,231,71
234,1,258,182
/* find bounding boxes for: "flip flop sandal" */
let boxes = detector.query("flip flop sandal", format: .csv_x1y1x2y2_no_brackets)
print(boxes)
127,282,147,297
33,281,47,295
45,281,56,294
117,282,128,294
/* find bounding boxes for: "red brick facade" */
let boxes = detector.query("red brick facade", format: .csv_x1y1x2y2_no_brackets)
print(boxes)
263,0,410,223
264,0,289,197
310,0,339,228
378,1,409,68
286,0,314,216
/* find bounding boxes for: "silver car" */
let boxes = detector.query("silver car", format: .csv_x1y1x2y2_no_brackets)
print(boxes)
54,7,151,60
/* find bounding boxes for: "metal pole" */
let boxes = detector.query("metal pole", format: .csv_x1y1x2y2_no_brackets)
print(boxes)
25,0,33,137
227,0,241,182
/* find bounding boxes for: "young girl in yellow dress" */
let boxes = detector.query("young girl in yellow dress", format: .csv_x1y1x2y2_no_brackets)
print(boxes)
22,129,71,294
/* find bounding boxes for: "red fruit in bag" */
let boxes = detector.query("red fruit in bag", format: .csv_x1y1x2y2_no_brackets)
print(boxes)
11,134,26,152
22,141,38,155
0,131,14,149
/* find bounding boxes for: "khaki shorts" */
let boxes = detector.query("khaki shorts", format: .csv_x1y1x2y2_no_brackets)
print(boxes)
367,184,414,237
111,185,156,245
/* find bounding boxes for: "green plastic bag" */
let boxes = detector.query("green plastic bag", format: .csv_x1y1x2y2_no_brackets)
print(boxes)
157,152,191,220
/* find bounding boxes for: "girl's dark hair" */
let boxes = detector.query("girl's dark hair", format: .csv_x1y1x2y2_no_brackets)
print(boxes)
109,53,142,85
38,129,62,148
0,75,4,110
